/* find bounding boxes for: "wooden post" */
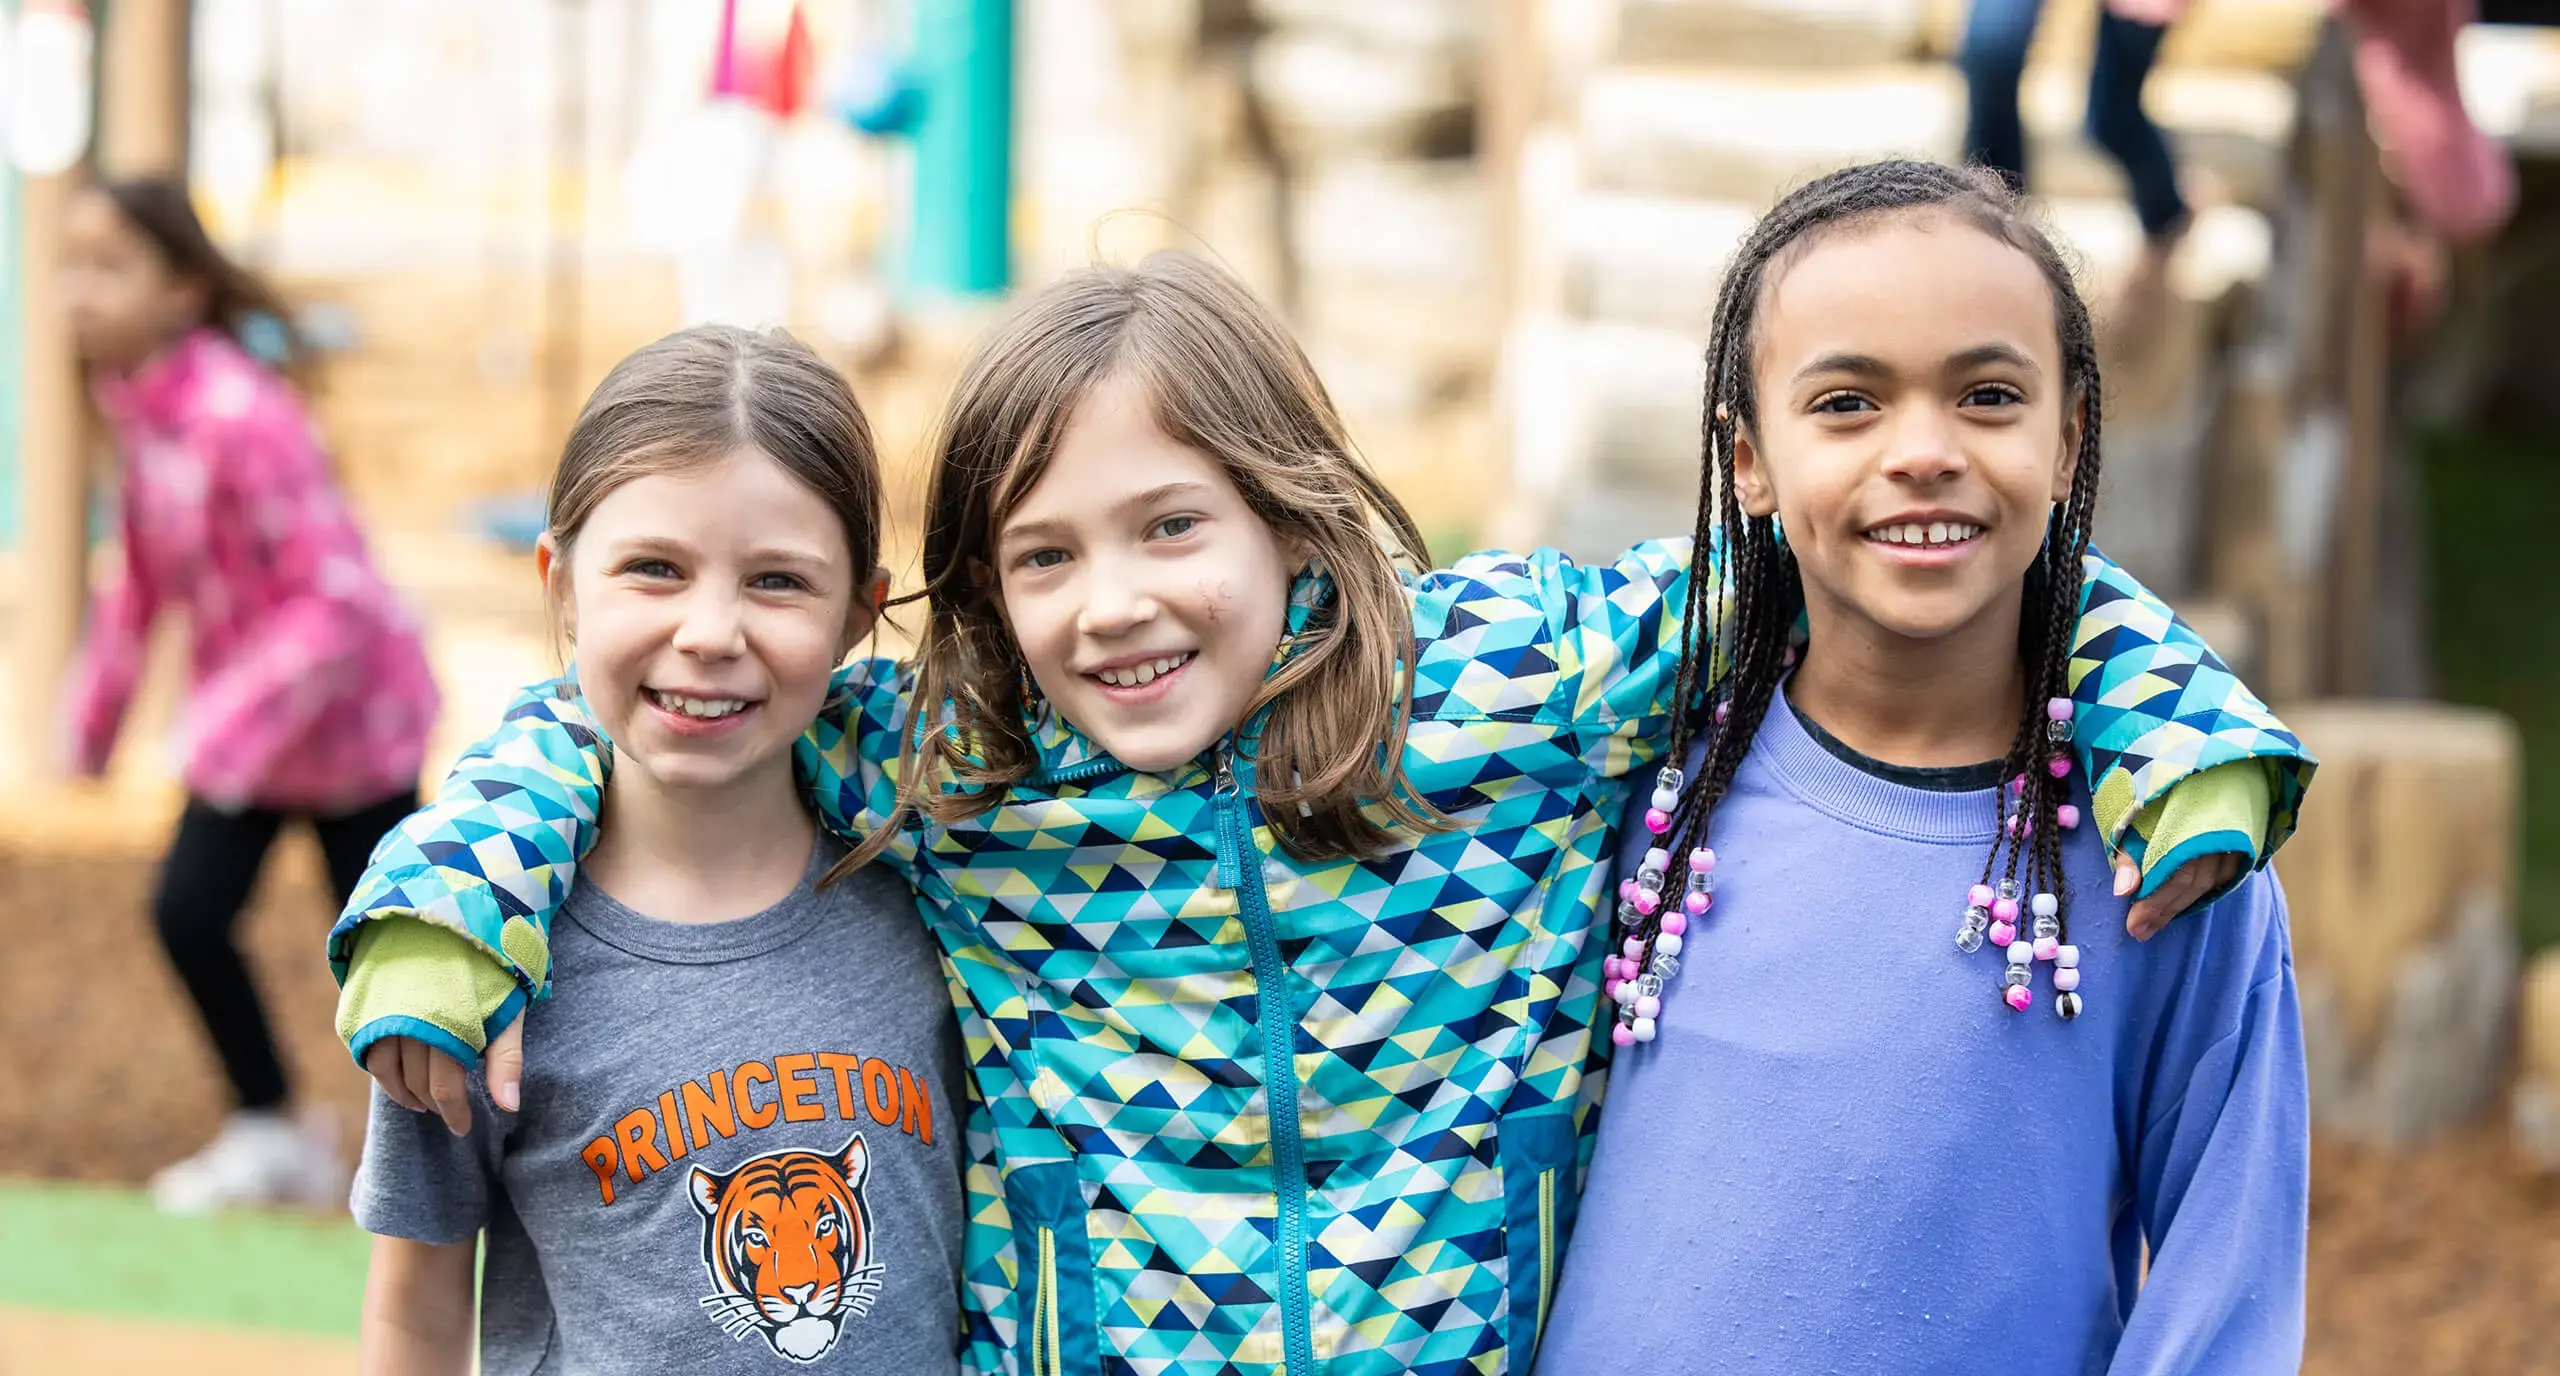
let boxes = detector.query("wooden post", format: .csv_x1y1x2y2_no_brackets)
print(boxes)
2276,703,2523,1145
2517,950,2560,1169
14,169,91,779
96,0,191,177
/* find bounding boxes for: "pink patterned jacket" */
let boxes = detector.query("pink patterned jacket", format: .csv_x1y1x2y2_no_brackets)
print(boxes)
68,329,440,812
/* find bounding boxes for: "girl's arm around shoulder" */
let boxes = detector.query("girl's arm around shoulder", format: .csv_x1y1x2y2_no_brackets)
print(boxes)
2110,868,2306,1374
2066,551,2318,900
1404,537,1696,777
326,657,918,1072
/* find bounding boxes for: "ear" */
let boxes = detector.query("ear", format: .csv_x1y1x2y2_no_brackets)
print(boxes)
838,1133,870,1190
2052,390,2087,503
535,532,575,640
838,565,891,658
1732,423,1779,518
688,1164,728,1218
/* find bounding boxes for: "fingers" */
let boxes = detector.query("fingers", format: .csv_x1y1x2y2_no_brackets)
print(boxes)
366,1041,429,1114
485,1020,526,1114
2114,858,2139,899
426,1051,476,1138
2124,853,2244,942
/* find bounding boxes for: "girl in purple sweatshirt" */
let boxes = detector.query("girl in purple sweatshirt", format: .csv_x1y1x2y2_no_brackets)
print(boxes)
61,177,440,1213
1538,161,2308,1374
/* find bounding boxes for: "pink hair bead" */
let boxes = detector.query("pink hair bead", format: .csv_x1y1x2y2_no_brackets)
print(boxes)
1644,808,1672,835
2046,697,2073,721
1968,885,1993,909
2004,985,2034,1011
1989,920,2017,947
1622,936,1645,961
1690,847,1717,872
1611,1023,1635,1047
2033,937,2059,961
1606,957,1626,981
2053,966,2081,993
1992,897,2019,922
1635,994,1661,1019
1715,702,1731,723
1632,890,1660,916
2057,804,2081,830
1662,912,1690,936
1681,891,1708,915
2047,757,2071,779
1604,978,1622,1003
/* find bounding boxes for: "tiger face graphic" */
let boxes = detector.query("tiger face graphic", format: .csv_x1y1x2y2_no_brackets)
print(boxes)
688,1133,884,1363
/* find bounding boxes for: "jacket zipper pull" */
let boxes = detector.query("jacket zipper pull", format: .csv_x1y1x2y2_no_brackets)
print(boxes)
1212,747,1243,892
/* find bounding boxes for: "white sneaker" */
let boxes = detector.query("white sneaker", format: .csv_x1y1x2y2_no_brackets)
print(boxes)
148,1109,346,1215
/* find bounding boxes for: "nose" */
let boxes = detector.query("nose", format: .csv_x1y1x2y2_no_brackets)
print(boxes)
671,584,746,659
1877,407,1967,485
1074,554,1160,639
784,1282,818,1308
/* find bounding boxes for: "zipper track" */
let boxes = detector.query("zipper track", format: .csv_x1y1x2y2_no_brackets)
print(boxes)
1216,750,1317,1376
1535,1168,1557,1352
1039,1225,1061,1376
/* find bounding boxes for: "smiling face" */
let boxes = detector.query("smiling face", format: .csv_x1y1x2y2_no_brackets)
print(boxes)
1734,208,2080,655
993,371,1301,773
545,448,872,803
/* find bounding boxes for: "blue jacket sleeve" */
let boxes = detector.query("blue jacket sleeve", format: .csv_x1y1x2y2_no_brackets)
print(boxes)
326,659,914,1065
2067,551,2317,892
2110,873,2309,1374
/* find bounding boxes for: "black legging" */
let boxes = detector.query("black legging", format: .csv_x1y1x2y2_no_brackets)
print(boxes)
152,790,417,1112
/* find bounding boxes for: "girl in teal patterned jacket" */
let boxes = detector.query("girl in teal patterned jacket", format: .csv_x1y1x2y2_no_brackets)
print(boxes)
331,252,2311,1376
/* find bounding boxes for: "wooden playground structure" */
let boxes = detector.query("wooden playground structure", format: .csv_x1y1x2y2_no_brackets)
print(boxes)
1,2,2556,1371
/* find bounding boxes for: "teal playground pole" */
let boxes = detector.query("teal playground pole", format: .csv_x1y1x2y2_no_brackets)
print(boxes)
844,0,1012,301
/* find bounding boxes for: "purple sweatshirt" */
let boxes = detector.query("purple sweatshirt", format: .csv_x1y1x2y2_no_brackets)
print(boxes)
1537,691,2307,1375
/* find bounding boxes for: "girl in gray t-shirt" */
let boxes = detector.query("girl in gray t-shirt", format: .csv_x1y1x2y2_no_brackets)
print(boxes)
351,327,966,1374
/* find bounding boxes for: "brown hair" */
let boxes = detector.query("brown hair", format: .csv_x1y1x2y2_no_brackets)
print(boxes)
93,175,313,388
884,250,1446,861
547,324,884,581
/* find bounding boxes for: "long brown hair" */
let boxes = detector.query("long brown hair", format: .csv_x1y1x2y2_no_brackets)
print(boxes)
546,324,884,582
886,251,1448,860
93,175,312,387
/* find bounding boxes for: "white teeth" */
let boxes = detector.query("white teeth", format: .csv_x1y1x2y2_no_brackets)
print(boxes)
1095,653,1191,688
1868,522,1981,547
652,691,748,719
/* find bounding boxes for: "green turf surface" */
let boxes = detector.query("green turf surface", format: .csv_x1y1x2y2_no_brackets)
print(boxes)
0,1178,371,1338
2422,426,2560,953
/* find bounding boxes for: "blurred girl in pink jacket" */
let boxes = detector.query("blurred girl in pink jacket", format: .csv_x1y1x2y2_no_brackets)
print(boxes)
60,176,440,1213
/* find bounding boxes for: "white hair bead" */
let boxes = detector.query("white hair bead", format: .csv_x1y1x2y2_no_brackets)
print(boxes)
2054,944,2081,969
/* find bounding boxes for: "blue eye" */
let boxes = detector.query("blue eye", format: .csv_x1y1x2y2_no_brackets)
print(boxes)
1020,548,1068,571
750,571,812,592
1151,516,1198,539
621,558,680,579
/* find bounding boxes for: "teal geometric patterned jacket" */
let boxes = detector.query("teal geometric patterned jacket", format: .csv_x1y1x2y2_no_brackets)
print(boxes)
327,540,2312,1376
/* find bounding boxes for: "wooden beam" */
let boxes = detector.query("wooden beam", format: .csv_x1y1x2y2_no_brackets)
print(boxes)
96,0,191,178
13,169,91,780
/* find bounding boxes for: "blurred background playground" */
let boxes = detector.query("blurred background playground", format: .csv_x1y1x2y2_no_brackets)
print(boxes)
0,0,2557,1370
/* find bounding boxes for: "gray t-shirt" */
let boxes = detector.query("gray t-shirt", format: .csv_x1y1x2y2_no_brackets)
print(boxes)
353,838,967,1375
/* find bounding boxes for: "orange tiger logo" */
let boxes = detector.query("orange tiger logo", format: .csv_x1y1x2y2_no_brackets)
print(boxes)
688,1133,883,1363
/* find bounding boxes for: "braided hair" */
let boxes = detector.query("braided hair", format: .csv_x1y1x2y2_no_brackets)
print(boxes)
1628,159,2106,1015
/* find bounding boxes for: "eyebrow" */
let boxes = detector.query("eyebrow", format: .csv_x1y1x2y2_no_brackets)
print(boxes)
1001,481,1210,547
603,534,835,568
1791,343,2042,386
